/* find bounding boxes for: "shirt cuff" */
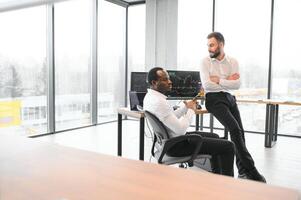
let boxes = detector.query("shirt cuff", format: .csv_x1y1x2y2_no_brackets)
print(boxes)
186,108,195,119
219,78,226,86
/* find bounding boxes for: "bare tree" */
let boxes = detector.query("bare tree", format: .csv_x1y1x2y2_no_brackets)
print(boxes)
5,65,23,98
34,60,47,96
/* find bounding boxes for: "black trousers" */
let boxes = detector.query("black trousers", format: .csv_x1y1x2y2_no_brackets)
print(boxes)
167,132,234,176
205,92,256,175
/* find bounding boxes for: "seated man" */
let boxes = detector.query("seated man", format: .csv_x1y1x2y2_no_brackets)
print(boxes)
143,67,235,176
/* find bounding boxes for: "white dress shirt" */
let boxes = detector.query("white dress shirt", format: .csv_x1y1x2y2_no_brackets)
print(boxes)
200,55,241,93
143,89,195,138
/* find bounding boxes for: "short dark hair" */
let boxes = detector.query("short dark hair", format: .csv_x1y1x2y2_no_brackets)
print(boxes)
207,32,225,45
147,67,163,85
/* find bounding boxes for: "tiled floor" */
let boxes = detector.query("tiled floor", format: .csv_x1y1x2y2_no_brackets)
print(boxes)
36,119,301,193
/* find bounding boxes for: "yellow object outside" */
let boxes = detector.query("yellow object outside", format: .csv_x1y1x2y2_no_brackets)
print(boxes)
0,100,21,127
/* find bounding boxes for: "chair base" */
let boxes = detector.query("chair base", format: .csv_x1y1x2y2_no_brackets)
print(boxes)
179,163,188,168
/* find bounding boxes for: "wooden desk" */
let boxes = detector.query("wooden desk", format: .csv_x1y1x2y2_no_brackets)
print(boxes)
194,108,209,131
236,99,301,147
0,136,299,200
237,98,301,106
117,107,145,160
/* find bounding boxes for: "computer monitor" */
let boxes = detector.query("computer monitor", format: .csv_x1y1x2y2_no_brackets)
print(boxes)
129,91,146,111
130,72,148,92
167,70,201,98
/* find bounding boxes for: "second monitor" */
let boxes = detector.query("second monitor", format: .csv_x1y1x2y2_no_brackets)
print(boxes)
167,70,201,99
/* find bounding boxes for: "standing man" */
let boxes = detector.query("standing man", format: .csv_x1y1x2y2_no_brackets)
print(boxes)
200,32,266,183
143,67,235,177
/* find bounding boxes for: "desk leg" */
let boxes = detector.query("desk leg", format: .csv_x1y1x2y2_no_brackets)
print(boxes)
265,104,273,148
210,114,214,133
264,104,271,147
270,105,275,146
273,104,279,142
195,114,199,131
118,113,122,156
200,114,204,131
139,117,145,161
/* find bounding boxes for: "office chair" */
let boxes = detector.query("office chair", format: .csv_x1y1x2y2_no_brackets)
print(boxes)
144,110,211,168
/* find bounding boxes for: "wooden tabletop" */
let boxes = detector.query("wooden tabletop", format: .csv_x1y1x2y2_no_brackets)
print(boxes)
237,98,301,106
195,108,209,114
118,107,209,118
0,136,299,200
118,107,144,118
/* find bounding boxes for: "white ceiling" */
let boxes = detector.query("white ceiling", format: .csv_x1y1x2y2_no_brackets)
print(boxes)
123,0,144,3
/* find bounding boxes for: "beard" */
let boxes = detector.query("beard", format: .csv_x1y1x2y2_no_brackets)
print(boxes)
157,84,172,95
209,49,221,58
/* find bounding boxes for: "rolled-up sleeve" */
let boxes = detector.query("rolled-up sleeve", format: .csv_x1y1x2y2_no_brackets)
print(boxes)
220,78,241,90
161,108,195,137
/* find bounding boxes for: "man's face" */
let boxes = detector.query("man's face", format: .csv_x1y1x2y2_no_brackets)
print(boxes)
207,37,222,58
154,70,172,94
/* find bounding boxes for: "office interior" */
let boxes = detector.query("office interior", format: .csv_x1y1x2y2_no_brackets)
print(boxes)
0,0,301,196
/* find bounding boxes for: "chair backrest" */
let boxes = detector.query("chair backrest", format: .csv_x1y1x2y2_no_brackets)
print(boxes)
144,111,170,144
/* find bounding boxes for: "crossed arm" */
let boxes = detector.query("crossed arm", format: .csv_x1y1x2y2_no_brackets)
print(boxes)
200,57,241,91
210,73,240,84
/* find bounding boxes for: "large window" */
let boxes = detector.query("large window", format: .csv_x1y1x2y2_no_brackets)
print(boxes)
98,0,126,123
128,4,146,73
176,0,213,128
55,0,92,131
272,0,301,136
0,6,47,136
215,0,271,132
177,0,212,70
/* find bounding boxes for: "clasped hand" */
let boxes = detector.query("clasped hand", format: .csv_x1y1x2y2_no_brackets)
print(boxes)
184,99,198,111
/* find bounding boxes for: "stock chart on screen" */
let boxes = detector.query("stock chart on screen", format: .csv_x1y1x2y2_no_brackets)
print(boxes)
167,70,202,99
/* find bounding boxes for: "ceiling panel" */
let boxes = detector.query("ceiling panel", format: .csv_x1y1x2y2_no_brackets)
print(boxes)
123,0,145,3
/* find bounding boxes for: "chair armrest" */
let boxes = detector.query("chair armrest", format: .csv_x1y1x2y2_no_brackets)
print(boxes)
158,134,203,164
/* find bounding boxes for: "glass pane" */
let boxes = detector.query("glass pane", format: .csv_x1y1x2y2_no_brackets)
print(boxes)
177,0,212,70
0,7,47,136
273,0,301,136
98,0,126,123
55,0,92,130
215,0,271,132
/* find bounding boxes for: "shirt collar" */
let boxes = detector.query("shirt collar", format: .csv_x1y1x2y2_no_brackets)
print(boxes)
148,88,168,99
210,54,230,63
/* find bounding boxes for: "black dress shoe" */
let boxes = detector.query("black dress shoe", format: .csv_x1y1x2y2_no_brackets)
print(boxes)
248,169,267,183
250,172,266,183
238,173,249,179
238,171,267,183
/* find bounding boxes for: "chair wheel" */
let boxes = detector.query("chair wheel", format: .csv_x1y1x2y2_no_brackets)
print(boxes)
179,163,188,168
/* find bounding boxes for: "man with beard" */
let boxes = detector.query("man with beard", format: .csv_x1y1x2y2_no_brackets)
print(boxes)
143,67,235,177
200,32,266,183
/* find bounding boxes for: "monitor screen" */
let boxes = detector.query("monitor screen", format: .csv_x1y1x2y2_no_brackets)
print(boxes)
129,91,146,111
130,72,148,92
167,70,201,98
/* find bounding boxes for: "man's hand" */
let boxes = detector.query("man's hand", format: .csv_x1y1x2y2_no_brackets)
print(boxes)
184,100,197,111
210,76,220,84
227,73,240,80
